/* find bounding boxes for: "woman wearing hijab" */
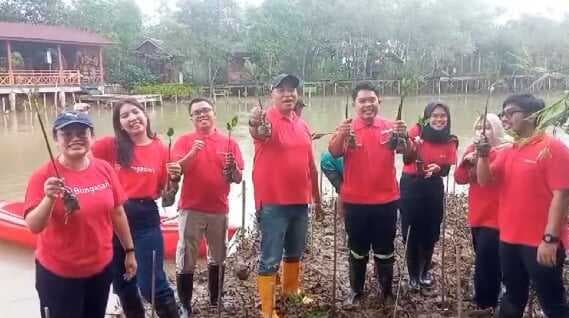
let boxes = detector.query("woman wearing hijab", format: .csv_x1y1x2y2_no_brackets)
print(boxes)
455,113,508,313
400,102,458,292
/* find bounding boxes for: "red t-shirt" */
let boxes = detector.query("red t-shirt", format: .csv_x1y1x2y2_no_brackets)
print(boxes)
454,143,509,229
340,116,399,204
491,134,569,246
403,125,458,174
172,129,244,213
252,107,315,209
91,136,168,199
23,158,126,278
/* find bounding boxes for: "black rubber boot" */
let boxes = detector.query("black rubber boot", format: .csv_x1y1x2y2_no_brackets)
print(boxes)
406,246,421,293
208,264,225,306
375,259,394,306
345,254,368,306
118,290,145,318
176,273,193,317
419,247,434,289
155,295,181,318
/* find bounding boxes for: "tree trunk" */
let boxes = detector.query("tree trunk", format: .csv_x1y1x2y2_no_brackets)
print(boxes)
208,57,214,98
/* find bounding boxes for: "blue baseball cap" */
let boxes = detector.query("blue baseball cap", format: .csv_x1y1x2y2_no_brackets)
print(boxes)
271,74,301,90
53,111,94,130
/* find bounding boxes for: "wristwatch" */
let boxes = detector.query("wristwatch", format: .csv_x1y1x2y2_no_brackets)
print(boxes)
125,247,135,254
542,234,559,244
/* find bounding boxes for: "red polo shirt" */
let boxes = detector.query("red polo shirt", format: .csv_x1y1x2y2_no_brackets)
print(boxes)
454,143,509,229
339,116,399,204
173,129,244,213
92,136,168,199
403,125,458,174
24,158,126,278
252,106,315,209
491,134,569,246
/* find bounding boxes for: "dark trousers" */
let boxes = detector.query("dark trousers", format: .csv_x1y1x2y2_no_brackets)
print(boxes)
344,201,398,264
36,260,112,318
112,199,175,303
471,227,501,308
498,241,569,318
399,174,444,249
400,174,444,278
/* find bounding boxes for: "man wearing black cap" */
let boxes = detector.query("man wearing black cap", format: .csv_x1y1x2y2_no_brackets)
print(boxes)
477,94,569,317
249,74,322,318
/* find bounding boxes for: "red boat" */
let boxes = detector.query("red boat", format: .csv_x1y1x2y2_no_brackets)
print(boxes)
0,200,238,259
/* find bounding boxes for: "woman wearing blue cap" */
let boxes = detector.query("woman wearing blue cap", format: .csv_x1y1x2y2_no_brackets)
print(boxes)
23,111,137,318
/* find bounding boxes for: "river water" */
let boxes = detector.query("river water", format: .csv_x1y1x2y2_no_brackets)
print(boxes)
0,93,564,316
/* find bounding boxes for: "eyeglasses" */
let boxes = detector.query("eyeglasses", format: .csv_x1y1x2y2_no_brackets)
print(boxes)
498,109,523,119
190,107,213,117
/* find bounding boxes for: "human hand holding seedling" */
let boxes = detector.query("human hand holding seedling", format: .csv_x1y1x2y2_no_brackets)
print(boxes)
166,162,182,181
336,118,353,138
44,177,66,199
424,163,441,178
475,135,491,158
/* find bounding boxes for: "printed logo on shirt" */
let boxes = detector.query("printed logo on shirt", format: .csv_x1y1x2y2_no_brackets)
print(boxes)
113,164,155,174
130,166,155,174
71,182,111,195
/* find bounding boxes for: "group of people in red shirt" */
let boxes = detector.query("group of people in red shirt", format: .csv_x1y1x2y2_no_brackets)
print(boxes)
22,74,569,318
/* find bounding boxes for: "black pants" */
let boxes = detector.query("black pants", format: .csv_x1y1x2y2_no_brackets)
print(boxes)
344,201,398,264
498,241,569,318
471,227,501,308
399,173,444,249
36,260,112,318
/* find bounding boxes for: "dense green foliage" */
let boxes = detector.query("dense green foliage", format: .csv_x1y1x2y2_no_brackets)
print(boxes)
1,0,568,87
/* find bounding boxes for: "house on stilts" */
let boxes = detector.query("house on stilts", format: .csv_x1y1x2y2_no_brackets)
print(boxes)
0,22,112,112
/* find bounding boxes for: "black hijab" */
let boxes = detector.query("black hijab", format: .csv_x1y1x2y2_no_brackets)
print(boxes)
420,101,452,143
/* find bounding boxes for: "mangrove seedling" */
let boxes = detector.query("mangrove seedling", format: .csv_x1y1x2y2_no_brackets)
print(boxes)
223,115,239,182
345,95,357,148
389,77,414,150
30,89,80,218
166,127,175,160
257,98,271,137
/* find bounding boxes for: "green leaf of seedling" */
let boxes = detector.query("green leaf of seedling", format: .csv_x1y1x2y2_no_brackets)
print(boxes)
226,122,232,131
166,127,175,137
230,115,239,128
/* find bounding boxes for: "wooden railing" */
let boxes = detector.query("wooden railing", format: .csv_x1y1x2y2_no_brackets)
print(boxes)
0,70,103,87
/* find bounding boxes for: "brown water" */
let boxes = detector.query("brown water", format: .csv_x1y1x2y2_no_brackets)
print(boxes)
0,93,564,316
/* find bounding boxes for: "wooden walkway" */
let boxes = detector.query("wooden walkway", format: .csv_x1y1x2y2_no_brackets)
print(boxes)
80,94,163,108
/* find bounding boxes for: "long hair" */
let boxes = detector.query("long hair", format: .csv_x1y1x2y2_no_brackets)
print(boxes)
112,98,155,167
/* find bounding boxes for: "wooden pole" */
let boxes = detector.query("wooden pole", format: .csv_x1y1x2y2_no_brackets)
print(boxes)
1,97,5,113
98,47,104,83
43,93,47,110
57,45,63,85
393,226,412,318
332,197,338,316
6,41,13,85
241,181,246,238
440,176,450,304
456,244,462,318
151,250,156,318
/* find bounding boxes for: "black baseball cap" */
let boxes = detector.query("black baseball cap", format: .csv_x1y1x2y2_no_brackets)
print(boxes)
53,111,94,130
271,74,301,90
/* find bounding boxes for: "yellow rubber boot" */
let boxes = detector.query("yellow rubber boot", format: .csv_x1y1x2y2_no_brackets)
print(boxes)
282,260,301,297
257,274,279,318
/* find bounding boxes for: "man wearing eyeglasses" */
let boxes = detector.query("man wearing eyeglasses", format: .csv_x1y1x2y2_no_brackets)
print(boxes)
167,97,244,316
249,74,322,318
477,94,569,318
